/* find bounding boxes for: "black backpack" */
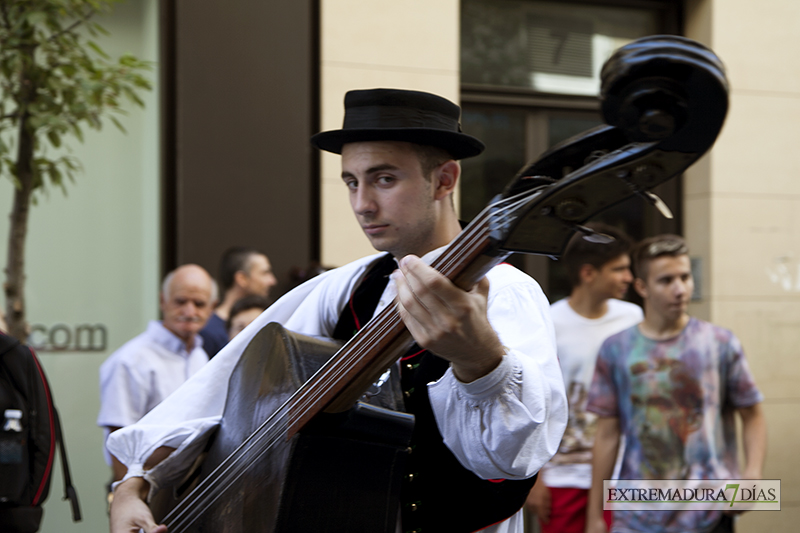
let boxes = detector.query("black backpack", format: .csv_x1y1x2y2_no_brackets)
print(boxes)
0,332,81,532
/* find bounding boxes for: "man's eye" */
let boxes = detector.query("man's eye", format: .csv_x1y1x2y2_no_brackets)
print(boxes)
344,180,357,189
377,176,394,185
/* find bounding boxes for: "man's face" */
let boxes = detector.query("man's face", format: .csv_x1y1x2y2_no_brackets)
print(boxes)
587,254,633,300
341,141,444,258
228,307,263,340
161,269,215,343
636,254,693,323
242,254,277,298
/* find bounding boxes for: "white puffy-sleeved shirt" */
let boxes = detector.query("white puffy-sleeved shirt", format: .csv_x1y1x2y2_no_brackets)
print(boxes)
97,320,209,463
107,248,568,533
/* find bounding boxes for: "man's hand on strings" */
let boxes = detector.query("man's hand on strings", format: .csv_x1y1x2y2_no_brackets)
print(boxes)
109,477,167,533
107,445,174,533
391,255,505,382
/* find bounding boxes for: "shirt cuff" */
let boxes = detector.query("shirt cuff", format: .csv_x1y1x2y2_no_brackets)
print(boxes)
451,352,513,400
113,465,146,492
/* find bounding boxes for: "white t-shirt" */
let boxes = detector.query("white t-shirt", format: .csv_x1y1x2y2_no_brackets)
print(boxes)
541,298,642,489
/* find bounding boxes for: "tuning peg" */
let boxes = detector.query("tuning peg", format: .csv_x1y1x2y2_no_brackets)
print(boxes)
575,225,615,244
639,191,674,219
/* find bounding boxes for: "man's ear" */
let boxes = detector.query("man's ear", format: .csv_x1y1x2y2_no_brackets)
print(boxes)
633,277,648,299
433,160,459,201
579,263,597,285
233,269,249,289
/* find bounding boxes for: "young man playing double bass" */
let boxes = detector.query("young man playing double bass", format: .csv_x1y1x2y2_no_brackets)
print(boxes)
108,88,567,533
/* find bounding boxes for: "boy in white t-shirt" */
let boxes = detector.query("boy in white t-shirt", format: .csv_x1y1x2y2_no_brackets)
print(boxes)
526,223,642,533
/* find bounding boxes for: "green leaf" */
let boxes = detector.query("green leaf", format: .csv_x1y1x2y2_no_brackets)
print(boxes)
60,64,77,77
91,22,110,36
49,163,61,182
71,123,84,142
26,12,48,27
87,40,110,60
46,129,61,148
109,115,125,133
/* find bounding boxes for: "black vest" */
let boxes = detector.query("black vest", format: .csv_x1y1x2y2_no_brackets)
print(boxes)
332,254,536,533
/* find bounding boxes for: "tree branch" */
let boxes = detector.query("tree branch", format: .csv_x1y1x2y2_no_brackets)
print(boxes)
0,1,10,30
47,8,96,43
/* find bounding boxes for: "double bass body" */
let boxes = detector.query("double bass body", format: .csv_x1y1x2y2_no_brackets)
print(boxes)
151,323,414,533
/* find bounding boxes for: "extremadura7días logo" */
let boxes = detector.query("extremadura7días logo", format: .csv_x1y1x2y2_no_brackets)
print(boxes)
603,479,780,511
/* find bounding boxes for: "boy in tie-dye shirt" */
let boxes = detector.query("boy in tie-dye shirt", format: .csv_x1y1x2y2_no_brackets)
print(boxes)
585,235,766,533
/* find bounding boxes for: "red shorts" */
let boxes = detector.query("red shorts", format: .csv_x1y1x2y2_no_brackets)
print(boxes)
539,486,613,533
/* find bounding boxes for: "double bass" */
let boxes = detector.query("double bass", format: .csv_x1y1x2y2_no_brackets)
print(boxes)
151,35,729,532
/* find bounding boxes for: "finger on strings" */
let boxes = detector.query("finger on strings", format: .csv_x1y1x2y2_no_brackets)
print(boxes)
392,268,433,321
394,296,428,344
398,255,457,313
473,276,491,298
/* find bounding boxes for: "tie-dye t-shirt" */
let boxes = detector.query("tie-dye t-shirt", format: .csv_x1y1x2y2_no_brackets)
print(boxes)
587,318,763,533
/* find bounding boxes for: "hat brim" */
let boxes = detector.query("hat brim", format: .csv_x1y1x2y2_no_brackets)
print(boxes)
310,128,485,160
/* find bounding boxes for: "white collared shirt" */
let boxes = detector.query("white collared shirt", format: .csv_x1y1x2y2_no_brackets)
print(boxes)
98,321,208,462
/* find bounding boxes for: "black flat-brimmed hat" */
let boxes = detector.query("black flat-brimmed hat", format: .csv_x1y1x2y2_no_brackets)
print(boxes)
310,88,485,160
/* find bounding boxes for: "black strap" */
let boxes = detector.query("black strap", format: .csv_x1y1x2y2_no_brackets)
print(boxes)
53,408,81,521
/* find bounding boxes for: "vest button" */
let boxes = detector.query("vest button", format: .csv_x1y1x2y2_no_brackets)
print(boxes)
405,363,414,371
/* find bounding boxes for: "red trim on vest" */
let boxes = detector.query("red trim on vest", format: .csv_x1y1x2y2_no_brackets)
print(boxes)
349,291,362,330
29,346,55,506
400,348,425,361
349,280,427,362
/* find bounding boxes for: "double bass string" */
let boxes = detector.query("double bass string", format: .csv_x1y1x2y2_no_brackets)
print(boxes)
164,405,294,531
165,190,544,531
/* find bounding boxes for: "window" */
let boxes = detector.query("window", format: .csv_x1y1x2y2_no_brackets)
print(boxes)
462,0,664,96
460,0,681,300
